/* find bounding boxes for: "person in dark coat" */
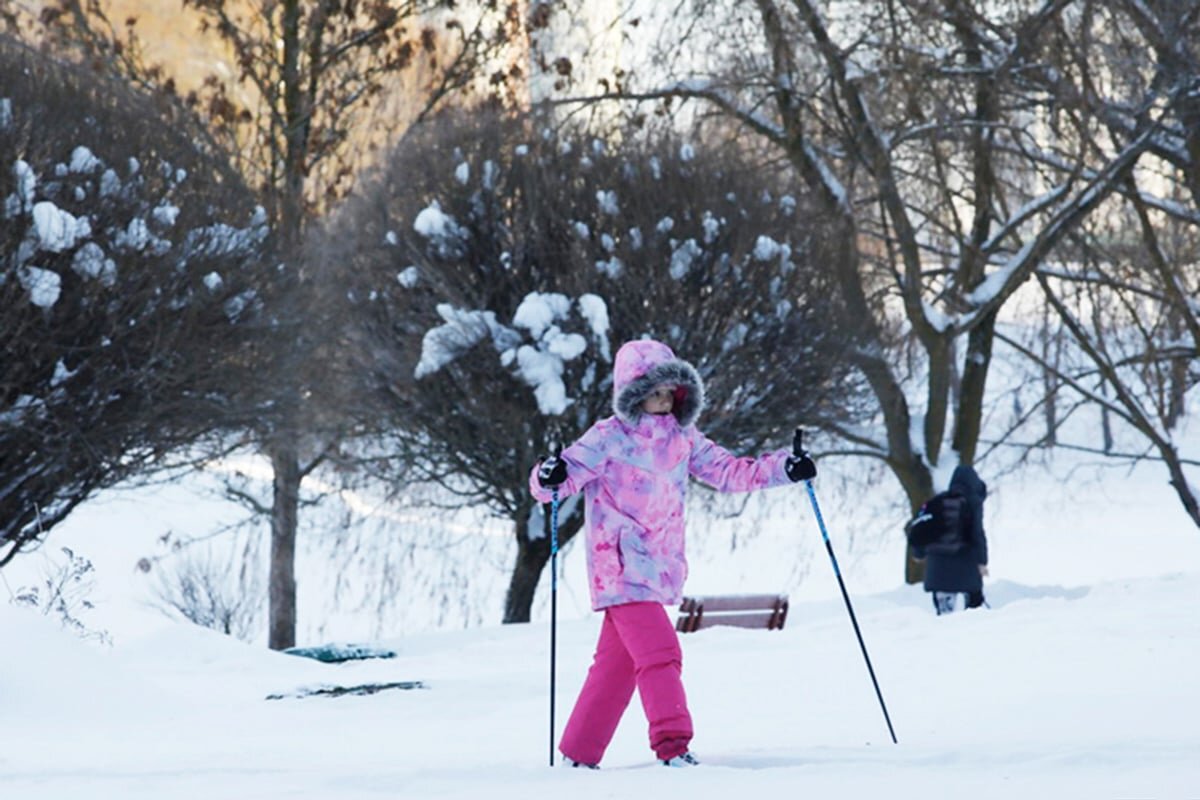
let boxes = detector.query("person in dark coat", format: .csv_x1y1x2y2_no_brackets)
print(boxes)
916,464,989,615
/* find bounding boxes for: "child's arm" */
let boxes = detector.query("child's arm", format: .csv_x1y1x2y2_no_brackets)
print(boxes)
529,424,609,503
687,429,793,492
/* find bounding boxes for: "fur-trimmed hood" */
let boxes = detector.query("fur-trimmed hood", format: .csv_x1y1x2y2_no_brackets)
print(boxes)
612,339,705,428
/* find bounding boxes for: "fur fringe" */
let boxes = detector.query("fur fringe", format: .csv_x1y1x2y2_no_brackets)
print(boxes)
614,359,705,428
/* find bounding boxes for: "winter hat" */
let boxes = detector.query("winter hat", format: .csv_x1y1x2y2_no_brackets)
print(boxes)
612,339,705,428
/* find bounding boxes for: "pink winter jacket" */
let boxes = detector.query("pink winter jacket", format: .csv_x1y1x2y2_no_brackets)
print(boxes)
529,339,793,611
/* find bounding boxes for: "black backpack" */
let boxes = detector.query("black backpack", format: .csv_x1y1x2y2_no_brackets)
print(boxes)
905,490,970,555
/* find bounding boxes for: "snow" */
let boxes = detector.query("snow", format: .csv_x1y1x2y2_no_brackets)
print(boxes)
921,299,953,333
0,394,35,426
99,168,121,197
803,140,850,213
183,218,268,259
32,201,89,252
69,145,101,173
577,293,611,360
544,329,588,361
117,217,152,251
413,202,456,239
397,266,419,287
152,204,180,227
596,190,619,216
1,443,1198,798
753,234,781,261
721,322,749,352
482,160,499,190
18,265,61,308
508,292,592,415
222,289,259,322
669,238,701,279
516,344,570,414
13,158,36,211
414,304,509,379
416,293,610,415
50,359,76,387
513,292,572,339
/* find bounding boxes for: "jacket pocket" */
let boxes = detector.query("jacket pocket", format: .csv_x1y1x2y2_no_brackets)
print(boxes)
617,526,656,589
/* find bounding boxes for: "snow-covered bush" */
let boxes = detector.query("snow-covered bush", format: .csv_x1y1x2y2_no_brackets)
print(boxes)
0,36,271,564
318,110,865,622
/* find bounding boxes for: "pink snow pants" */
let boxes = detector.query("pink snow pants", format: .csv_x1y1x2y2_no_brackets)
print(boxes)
559,601,693,765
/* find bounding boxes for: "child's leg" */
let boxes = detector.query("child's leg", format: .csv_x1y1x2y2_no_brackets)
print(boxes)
607,602,693,761
559,610,637,765
932,591,957,615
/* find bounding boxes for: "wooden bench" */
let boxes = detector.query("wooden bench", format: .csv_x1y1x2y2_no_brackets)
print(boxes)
675,593,789,633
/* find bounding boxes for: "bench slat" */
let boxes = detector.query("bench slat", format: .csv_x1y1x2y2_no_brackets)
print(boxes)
689,611,778,630
675,593,788,633
682,594,786,612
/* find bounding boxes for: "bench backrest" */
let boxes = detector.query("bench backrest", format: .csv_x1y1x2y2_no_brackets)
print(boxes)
675,593,789,633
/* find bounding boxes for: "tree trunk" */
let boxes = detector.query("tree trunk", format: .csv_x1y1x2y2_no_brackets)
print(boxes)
952,310,997,464
503,531,549,625
268,441,300,650
1166,355,1187,431
1041,304,1061,445
264,0,306,652
503,500,584,623
1100,384,1114,453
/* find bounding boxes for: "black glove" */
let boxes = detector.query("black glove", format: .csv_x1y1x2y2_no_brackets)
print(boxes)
537,455,567,488
785,428,817,482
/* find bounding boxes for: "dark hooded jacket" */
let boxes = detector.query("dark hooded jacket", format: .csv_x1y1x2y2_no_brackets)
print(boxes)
920,465,989,593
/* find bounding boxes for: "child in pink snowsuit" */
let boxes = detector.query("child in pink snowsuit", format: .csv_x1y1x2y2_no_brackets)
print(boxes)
530,338,816,767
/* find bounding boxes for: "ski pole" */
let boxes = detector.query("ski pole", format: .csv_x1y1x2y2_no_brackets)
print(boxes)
799,441,898,744
549,486,559,766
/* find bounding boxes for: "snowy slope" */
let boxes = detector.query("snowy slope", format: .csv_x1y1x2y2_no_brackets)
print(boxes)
1,404,1198,799
1,564,1197,799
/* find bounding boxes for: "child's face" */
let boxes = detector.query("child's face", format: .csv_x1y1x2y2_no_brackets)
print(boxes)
642,383,678,416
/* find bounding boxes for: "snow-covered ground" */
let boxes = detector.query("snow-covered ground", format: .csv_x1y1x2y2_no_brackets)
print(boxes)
2,439,1198,799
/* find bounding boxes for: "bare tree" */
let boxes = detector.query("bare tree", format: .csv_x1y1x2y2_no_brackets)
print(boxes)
537,0,1182,579
999,189,1200,528
319,110,865,622
34,0,524,647
0,34,270,565
982,1,1200,528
